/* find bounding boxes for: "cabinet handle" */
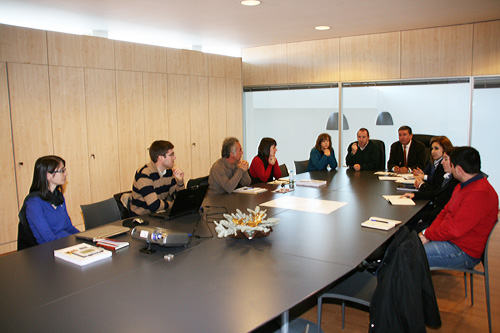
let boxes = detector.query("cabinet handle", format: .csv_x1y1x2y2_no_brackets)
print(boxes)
90,154,95,159
192,143,196,147
19,162,24,166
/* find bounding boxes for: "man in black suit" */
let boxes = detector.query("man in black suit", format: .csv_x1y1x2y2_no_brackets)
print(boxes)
387,125,426,173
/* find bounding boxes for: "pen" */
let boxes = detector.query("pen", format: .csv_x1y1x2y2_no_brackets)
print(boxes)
370,218,392,223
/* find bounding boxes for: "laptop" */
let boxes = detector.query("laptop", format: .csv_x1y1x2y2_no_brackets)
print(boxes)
149,184,208,220
75,225,131,242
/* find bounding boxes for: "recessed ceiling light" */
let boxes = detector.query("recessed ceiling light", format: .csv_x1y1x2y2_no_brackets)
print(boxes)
241,0,261,6
315,26,331,31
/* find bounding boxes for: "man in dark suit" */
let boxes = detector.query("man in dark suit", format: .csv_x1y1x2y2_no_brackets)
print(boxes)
387,125,426,173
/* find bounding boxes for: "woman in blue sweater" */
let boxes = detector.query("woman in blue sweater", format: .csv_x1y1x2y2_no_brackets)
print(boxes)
19,155,79,246
307,133,338,171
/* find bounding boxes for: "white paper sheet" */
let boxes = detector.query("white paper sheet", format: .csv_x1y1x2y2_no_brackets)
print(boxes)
260,196,347,214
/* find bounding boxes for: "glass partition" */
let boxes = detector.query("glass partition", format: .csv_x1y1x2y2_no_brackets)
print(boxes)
244,87,339,173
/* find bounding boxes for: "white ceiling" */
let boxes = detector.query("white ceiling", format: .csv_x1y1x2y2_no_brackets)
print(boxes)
1,0,499,57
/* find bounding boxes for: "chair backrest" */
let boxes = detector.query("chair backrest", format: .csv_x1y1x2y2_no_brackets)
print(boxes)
187,175,209,189
17,219,38,250
370,139,386,170
413,134,435,164
81,197,123,230
294,160,309,174
113,191,132,219
279,164,289,178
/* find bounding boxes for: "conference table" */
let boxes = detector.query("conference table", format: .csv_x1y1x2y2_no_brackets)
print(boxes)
0,168,427,332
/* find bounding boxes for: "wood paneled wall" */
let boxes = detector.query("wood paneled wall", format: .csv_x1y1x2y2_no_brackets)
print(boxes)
243,20,500,86
0,24,242,253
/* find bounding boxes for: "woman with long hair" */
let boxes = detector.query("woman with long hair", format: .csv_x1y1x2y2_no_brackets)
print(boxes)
249,137,282,183
307,133,337,171
18,155,79,248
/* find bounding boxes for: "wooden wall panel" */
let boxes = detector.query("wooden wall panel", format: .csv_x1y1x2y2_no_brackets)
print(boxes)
208,77,228,163
0,24,47,64
287,39,340,83
8,63,54,205
189,76,211,179
143,72,169,151
85,68,121,203
0,63,19,245
116,71,146,191
242,44,287,86
225,78,243,140
115,41,167,73
473,20,500,76
340,32,400,81
47,32,114,69
402,25,473,78
167,49,208,76
208,54,242,79
49,66,90,228
167,75,192,181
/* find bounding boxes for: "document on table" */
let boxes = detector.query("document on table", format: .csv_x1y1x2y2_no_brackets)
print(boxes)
382,195,415,205
260,196,347,214
361,217,402,231
374,171,397,176
378,176,403,181
395,179,415,184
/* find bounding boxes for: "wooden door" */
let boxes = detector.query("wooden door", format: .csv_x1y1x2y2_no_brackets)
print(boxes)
0,62,20,252
189,76,211,180
85,68,121,203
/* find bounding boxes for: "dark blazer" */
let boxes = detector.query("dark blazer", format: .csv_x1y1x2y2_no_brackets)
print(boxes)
387,139,426,171
369,227,441,332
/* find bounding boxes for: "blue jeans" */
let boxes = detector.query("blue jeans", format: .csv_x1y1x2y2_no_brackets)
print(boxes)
424,241,481,269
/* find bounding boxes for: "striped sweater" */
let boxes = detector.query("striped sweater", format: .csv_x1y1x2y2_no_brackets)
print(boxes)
130,161,185,216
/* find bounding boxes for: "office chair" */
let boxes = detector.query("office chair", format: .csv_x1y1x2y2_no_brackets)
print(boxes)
81,197,123,230
113,191,132,219
17,218,38,250
413,134,435,164
370,139,386,170
294,160,309,174
279,164,289,178
430,221,498,333
317,270,376,331
187,175,209,189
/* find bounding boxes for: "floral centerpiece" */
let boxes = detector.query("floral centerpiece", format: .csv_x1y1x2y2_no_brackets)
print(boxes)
214,206,279,239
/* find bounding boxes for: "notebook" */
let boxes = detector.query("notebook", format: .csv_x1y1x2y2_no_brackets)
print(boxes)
149,184,208,220
75,225,131,242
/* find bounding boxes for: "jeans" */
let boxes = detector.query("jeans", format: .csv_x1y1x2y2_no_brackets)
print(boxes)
424,240,481,269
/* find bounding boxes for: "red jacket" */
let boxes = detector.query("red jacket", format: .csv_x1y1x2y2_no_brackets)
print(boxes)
426,177,498,258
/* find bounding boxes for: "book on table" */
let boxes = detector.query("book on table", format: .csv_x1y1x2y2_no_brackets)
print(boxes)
361,216,402,231
233,187,268,194
295,179,327,187
54,243,112,266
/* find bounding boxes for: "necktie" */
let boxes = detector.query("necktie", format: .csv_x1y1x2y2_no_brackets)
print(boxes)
403,145,407,167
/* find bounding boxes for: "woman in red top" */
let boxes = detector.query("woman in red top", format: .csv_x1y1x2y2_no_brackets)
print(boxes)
249,137,282,184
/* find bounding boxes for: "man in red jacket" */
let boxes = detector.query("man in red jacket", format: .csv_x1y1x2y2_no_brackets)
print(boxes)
419,146,498,269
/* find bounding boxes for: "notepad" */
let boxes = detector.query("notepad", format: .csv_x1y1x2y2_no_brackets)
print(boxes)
361,216,402,230
295,179,327,187
382,195,415,205
233,187,267,194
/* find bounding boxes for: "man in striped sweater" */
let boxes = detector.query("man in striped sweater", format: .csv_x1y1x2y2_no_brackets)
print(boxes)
130,140,185,216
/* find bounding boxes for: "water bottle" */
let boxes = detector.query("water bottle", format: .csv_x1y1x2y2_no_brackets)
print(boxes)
289,170,294,189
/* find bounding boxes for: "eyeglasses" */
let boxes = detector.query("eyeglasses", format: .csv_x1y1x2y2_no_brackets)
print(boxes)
51,167,66,174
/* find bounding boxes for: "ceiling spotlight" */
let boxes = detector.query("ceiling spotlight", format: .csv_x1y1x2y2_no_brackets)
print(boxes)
241,0,261,6
315,26,331,31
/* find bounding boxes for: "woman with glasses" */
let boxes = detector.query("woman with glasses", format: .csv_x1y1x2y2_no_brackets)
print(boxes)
18,155,79,248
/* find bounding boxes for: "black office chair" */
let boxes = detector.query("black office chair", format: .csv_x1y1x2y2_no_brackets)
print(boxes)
113,191,132,219
294,160,309,174
187,175,209,189
279,164,289,178
17,218,38,251
317,269,376,331
413,134,435,165
81,197,123,230
370,139,386,170
430,221,498,333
